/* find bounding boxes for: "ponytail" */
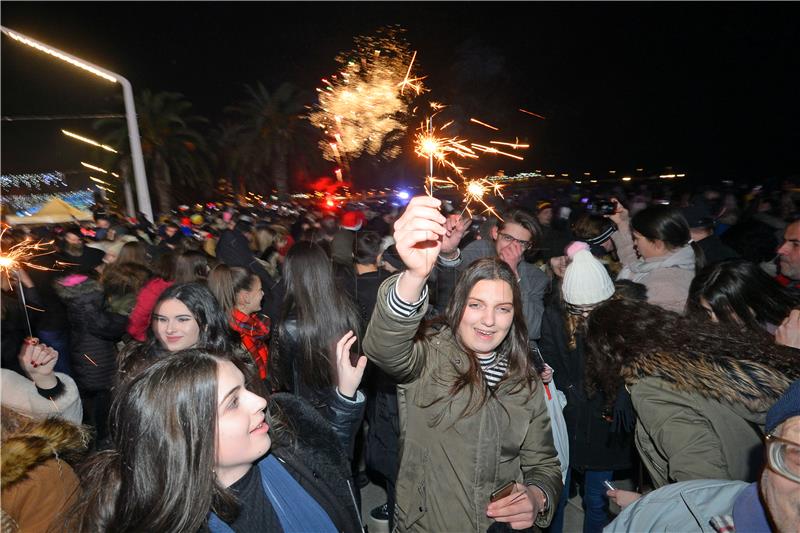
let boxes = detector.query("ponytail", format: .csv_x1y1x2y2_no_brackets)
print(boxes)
208,264,257,317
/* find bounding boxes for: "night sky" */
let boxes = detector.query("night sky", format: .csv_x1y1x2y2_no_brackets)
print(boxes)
3,2,799,192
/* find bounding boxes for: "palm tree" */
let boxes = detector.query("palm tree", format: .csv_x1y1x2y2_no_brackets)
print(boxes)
94,90,213,215
223,82,317,198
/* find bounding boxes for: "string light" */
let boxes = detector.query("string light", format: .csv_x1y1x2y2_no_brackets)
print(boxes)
1,172,66,189
1,190,95,212
80,162,108,174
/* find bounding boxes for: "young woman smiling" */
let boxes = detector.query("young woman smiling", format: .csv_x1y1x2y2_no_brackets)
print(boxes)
70,349,364,532
363,195,562,532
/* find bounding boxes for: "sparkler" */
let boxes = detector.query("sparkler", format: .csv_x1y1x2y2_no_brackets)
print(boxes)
460,178,505,220
0,229,56,339
519,108,546,120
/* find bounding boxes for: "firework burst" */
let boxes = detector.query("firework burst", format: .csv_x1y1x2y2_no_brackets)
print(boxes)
309,26,423,169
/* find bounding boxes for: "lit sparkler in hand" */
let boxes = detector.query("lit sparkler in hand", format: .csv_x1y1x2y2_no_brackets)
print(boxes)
0,228,55,282
414,115,477,196
0,228,56,339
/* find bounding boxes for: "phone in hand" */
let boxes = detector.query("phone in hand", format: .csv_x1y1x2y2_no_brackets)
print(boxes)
490,480,516,502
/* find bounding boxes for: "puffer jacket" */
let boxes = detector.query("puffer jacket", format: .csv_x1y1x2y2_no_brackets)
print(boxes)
623,348,798,488
612,220,695,313
364,275,562,533
54,276,128,392
1,415,90,533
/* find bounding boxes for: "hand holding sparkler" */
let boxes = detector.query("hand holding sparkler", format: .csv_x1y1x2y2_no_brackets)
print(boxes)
19,340,59,390
393,196,446,302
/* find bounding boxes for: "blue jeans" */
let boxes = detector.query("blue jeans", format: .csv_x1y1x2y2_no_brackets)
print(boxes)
545,469,570,533
36,329,71,376
583,470,612,533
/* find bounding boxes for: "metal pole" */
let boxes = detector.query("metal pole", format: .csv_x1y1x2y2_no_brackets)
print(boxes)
123,175,135,218
1,26,153,221
119,76,153,221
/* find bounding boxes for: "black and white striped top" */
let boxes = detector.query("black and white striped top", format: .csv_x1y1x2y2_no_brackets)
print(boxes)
387,276,507,387
478,352,508,388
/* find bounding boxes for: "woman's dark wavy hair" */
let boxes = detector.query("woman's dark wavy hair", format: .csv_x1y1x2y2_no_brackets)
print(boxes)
70,350,243,531
584,298,799,406
118,283,233,380
687,259,800,333
630,204,705,269
275,241,361,391
426,258,537,422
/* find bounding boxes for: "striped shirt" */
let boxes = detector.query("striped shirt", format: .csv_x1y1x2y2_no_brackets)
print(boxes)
387,276,508,387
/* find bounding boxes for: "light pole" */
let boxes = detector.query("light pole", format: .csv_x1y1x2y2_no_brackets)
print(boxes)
1,26,154,222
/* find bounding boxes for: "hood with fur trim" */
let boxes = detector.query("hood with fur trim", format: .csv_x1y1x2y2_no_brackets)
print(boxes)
622,350,798,415
1,416,90,490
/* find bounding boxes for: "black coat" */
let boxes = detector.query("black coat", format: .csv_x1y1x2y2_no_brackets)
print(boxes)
538,302,633,472
54,278,128,392
269,393,364,533
269,320,365,461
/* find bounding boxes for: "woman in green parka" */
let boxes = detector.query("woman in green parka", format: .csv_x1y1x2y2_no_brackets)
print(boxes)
363,196,562,533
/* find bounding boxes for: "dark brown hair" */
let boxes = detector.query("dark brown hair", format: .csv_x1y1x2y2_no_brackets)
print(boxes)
427,258,537,422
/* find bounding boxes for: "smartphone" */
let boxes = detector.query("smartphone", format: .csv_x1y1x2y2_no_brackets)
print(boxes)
490,480,516,502
603,480,616,491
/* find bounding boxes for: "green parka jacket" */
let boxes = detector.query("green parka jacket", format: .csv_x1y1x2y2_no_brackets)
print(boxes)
623,347,798,488
363,275,562,533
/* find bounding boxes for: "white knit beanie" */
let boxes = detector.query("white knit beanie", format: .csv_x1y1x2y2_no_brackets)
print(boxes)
562,241,615,306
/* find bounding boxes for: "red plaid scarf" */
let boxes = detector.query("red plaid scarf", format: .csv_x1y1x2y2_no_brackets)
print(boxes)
230,308,270,380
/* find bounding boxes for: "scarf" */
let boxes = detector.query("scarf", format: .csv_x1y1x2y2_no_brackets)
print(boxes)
230,308,270,380
208,455,337,533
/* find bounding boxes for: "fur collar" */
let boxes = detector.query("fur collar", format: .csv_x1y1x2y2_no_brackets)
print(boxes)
623,351,797,413
1,417,90,489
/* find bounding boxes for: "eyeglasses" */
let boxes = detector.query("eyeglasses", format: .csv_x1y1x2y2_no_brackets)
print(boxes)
498,232,533,250
765,433,800,484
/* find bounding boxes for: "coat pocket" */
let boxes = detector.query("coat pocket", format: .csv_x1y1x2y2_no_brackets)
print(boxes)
398,447,430,529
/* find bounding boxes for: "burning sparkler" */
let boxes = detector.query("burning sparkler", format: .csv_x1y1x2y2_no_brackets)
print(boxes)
0,229,57,339
461,178,505,220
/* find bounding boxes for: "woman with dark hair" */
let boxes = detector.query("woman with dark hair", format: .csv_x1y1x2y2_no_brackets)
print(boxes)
208,265,271,380
71,349,363,532
584,298,800,507
269,241,366,460
687,259,800,335
363,196,562,532
119,282,234,380
100,262,152,317
608,199,699,312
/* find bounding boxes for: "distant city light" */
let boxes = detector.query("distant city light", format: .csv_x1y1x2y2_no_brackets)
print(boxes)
397,190,410,200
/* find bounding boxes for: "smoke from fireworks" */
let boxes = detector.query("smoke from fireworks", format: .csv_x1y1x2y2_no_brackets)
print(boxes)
309,26,424,167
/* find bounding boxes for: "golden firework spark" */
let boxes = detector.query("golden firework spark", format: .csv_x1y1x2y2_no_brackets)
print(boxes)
0,229,56,282
490,138,530,149
471,143,525,161
309,26,423,165
519,108,546,120
461,178,505,220
470,118,499,131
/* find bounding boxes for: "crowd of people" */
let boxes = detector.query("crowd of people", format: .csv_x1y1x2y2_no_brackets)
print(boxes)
1,180,799,533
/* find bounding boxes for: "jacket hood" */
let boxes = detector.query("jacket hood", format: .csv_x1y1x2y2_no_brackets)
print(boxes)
627,244,695,276
53,276,103,300
1,416,90,489
623,350,796,415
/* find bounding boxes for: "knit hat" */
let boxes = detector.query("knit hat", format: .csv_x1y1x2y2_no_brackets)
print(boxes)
340,211,364,231
766,379,800,434
537,201,553,212
562,241,615,306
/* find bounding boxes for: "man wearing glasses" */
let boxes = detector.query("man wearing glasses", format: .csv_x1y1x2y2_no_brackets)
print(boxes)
605,379,800,532
437,209,549,340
